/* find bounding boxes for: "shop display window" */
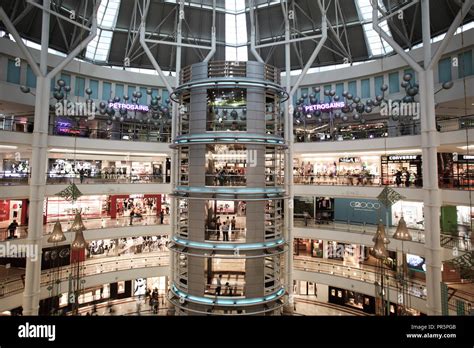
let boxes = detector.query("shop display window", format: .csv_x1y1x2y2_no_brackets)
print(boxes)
205,144,247,186
206,88,247,131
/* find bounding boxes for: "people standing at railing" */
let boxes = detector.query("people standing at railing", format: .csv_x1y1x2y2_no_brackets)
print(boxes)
215,275,222,296
5,220,19,240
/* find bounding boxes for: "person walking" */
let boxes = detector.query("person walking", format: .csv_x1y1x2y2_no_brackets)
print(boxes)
160,209,164,224
129,210,134,226
405,170,411,187
215,274,222,296
79,168,85,184
394,170,403,187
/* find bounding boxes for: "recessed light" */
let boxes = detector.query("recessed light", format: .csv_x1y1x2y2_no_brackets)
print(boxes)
0,145,18,149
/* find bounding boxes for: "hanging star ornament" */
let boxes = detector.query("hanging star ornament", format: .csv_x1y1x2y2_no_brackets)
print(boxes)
55,183,83,202
377,186,405,208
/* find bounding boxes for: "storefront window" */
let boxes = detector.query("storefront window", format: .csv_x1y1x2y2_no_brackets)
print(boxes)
381,154,422,187
207,88,247,131
205,144,247,186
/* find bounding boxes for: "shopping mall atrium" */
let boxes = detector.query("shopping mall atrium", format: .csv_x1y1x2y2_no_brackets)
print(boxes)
0,0,472,318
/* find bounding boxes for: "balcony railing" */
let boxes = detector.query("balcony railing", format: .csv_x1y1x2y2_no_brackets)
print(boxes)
0,252,169,298
293,256,427,299
0,120,172,143
293,115,474,143
293,218,426,244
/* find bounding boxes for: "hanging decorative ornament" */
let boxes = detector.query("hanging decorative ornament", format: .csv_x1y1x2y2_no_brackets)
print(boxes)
47,221,66,243
69,212,88,250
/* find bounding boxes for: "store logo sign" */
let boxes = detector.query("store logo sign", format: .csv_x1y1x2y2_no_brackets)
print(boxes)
349,201,381,211
109,102,149,112
303,102,345,113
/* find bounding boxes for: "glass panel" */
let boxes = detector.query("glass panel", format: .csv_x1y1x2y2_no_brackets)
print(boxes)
361,78,370,98
7,59,20,84
75,76,85,97
115,84,124,99
348,81,357,96
459,50,473,78
26,65,36,88
389,72,399,93
438,58,452,83
60,73,71,87
374,75,384,95
128,85,136,99
207,88,247,131
323,85,331,102
335,83,344,99
102,82,112,100
89,79,99,99
140,87,148,104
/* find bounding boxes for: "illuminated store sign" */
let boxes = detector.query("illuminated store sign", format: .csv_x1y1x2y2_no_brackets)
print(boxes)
108,102,149,112
388,155,419,161
339,157,361,163
303,102,345,113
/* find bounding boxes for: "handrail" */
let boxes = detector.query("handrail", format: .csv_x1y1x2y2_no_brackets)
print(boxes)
293,256,427,299
0,252,169,298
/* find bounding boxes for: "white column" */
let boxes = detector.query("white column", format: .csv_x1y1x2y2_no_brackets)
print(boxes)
420,0,442,315
22,0,51,315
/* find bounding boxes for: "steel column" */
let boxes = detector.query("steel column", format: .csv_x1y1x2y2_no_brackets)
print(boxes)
22,0,51,315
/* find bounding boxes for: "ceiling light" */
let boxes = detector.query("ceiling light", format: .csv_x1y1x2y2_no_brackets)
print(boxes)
0,145,18,149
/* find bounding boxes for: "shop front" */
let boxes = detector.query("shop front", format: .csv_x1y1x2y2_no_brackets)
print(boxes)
334,198,391,225
438,153,474,189
381,154,422,187
294,155,381,185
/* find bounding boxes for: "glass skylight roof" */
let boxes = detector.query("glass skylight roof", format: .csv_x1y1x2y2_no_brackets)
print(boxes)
356,0,394,56
225,0,248,61
85,0,121,62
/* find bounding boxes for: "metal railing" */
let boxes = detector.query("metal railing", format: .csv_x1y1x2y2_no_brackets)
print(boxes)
293,218,426,244
0,119,172,143
46,173,167,185
293,256,427,299
0,252,169,298
293,174,423,188
293,115,474,143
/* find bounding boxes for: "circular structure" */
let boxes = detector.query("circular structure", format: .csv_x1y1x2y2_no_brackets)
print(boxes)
168,61,288,315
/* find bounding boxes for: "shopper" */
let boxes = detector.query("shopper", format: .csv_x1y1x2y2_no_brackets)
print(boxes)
223,219,230,241
405,171,411,187
215,275,222,296
394,170,403,187
231,216,236,233
79,168,85,184
160,210,164,224
129,210,134,226
6,220,19,240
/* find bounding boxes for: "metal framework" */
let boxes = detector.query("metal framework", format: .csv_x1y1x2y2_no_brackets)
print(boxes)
372,0,474,315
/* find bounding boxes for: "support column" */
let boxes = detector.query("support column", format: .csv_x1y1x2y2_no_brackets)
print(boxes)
420,0,442,315
282,0,293,312
23,0,51,315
